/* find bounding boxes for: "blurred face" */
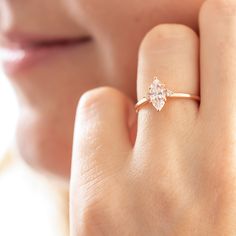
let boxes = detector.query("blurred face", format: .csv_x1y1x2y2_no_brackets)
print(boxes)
0,0,204,181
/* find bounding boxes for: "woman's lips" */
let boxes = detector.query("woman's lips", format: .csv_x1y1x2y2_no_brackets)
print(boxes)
0,35,92,76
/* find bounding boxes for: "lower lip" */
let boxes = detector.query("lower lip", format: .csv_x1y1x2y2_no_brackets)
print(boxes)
0,39,91,76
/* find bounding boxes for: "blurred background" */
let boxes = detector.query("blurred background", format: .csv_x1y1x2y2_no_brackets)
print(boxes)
0,69,19,159
0,70,66,236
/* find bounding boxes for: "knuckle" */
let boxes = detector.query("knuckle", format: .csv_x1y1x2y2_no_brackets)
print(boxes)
200,0,236,20
79,87,110,109
139,24,198,53
78,86,121,112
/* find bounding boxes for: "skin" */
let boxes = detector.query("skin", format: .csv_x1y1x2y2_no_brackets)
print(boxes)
2,0,236,234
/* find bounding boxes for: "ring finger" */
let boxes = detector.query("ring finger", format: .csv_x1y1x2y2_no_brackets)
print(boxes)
135,24,200,149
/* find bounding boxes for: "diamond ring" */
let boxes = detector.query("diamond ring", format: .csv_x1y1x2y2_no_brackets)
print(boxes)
135,76,200,112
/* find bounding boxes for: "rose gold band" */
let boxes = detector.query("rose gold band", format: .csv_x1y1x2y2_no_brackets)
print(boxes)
135,93,200,112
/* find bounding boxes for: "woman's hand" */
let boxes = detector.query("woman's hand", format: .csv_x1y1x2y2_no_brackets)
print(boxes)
70,0,236,235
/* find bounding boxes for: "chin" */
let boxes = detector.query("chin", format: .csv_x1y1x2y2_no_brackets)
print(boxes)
15,109,73,184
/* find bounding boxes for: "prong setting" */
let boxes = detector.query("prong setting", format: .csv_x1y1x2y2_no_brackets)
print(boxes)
147,78,173,111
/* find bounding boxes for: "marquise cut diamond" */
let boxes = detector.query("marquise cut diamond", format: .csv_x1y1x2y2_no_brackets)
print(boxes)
148,78,173,111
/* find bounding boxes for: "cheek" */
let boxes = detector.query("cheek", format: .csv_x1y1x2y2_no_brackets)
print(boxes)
65,0,146,38
65,0,203,49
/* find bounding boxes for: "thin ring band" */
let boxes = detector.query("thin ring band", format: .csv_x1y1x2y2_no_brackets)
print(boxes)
135,77,200,112
135,93,200,112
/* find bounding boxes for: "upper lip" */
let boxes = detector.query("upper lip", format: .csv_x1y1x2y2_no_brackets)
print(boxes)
0,30,92,50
